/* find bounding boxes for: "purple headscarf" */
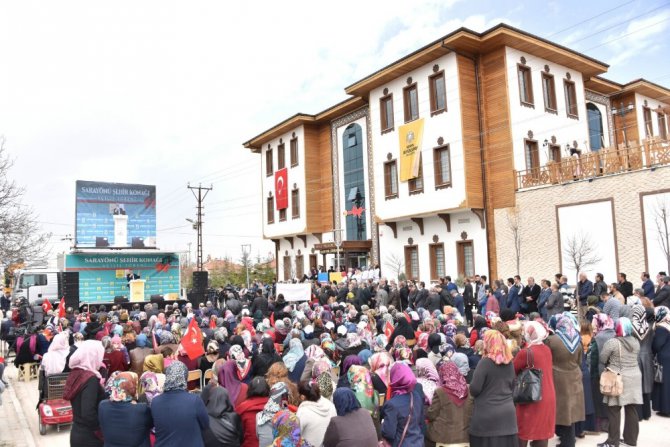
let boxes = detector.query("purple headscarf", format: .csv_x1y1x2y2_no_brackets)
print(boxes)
389,362,416,398
218,360,242,406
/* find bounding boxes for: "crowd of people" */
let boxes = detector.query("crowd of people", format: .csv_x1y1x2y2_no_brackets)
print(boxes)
0,269,669,447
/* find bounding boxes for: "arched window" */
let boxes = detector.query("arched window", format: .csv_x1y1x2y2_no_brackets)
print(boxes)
342,123,366,241
587,102,604,151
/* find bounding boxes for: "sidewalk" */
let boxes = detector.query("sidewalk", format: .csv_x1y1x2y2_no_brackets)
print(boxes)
0,368,36,447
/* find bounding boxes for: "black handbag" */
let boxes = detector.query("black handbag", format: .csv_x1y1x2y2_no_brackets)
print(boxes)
513,347,543,404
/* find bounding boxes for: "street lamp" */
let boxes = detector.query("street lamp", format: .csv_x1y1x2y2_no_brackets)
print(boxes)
611,102,635,148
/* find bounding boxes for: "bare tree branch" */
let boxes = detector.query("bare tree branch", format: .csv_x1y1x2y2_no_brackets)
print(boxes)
653,197,670,274
384,253,405,281
563,230,601,318
506,206,522,276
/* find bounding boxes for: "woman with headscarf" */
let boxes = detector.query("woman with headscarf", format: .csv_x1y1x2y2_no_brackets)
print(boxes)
253,337,282,378
102,335,128,376
599,317,642,447
589,313,616,432
311,359,335,401
228,344,253,384
470,315,488,347
321,338,339,366
631,302,654,421
379,362,425,447
512,321,555,447
269,410,309,447
41,332,70,376
236,376,270,447
201,387,244,447
283,338,307,383
347,364,378,415
426,360,474,447
415,358,440,405
99,372,153,447
387,316,415,348
468,329,517,447
151,361,209,447
257,382,290,447
219,359,248,410
653,306,670,416
337,355,361,388
143,351,165,374
323,388,378,447
426,333,442,366
130,333,153,377
199,340,219,378
369,351,393,395
63,340,106,447
138,371,165,406
265,362,301,408
547,312,584,447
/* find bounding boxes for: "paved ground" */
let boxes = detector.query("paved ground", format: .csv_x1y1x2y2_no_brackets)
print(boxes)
1,362,669,447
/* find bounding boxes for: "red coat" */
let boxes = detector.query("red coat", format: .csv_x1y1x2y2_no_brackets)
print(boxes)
236,396,268,447
103,351,128,376
513,343,556,441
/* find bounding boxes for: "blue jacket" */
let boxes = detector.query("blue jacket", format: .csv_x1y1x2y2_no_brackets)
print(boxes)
642,279,655,300
507,284,521,313
151,390,209,447
577,280,594,304
98,400,152,447
537,288,552,320
380,386,425,447
453,294,465,317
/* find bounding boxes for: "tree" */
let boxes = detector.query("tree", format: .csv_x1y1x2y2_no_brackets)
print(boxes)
563,230,601,318
384,252,405,281
653,196,670,274
506,206,522,276
0,137,51,266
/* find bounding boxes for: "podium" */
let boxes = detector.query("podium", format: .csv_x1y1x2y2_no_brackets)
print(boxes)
113,215,128,247
129,279,146,302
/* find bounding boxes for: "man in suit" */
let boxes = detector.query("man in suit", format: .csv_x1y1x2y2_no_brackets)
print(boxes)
462,277,474,325
654,276,670,307
618,272,633,300
640,272,656,300
522,277,541,314
577,272,594,316
399,281,409,310
593,273,608,298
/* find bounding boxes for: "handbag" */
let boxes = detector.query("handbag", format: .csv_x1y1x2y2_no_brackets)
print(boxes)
600,340,624,397
378,391,414,447
655,356,664,384
513,347,543,404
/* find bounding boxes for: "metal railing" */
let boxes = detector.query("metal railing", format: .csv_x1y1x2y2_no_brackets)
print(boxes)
515,138,670,190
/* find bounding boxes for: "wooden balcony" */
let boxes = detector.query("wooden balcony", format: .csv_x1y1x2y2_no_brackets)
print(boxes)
515,138,670,190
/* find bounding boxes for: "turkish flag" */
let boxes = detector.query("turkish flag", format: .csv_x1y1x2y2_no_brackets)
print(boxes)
384,320,394,339
58,297,66,319
42,299,52,313
275,168,288,210
182,319,205,360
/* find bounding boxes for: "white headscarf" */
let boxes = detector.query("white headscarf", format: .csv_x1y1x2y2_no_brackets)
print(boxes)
41,332,71,376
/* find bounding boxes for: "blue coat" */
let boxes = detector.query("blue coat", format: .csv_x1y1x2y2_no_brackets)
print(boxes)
507,285,521,313
98,400,153,447
642,279,656,300
151,390,209,447
380,386,425,447
537,288,552,320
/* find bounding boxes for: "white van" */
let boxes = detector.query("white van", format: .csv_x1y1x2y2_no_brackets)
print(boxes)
12,269,61,305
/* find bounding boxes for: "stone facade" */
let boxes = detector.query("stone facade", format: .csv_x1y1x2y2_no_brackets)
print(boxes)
494,165,670,282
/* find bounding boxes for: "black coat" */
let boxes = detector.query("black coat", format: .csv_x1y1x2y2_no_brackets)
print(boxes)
619,280,633,300
249,296,268,316
99,400,153,447
522,284,541,313
654,285,670,307
399,286,410,310
70,376,106,447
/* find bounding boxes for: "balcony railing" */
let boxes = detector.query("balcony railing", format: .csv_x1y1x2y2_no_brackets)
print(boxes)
515,138,670,190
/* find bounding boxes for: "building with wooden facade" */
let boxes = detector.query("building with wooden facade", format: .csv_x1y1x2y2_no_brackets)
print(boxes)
244,23,670,283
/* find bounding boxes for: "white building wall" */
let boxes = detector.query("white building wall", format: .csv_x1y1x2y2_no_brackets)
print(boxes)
369,52,468,221
378,210,488,283
634,93,669,139
261,125,307,238
505,46,591,168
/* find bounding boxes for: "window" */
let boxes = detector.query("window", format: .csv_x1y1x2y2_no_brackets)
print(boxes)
265,149,273,176
542,73,557,112
290,138,299,167
433,145,451,189
643,107,653,137
429,71,446,115
291,188,300,219
524,139,539,171
457,241,474,277
295,255,304,279
408,155,423,194
659,113,668,140
404,245,419,281
517,65,534,106
429,243,445,280
549,144,561,162
564,80,578,118
277,143,285,169
383,160,398,199
380,94,394,133
403,84,419,122
343,124,366,241
283,256,291,281
279,208,286,222
587,103,605,150
266,196,274,224
309,254,317,271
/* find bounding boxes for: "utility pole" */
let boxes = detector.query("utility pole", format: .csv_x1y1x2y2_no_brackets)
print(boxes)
187,242,192,266
187,183,212,271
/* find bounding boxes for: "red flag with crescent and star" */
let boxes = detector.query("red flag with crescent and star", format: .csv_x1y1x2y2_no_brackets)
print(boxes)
42,299,52,313
182,318,205,360
58,297,66,319
275,168,288,210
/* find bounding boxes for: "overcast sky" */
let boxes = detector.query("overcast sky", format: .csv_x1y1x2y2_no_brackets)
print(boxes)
1,0,668,266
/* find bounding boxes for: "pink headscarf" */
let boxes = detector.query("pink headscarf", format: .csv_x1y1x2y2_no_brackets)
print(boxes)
389,362,416,398
69,340,105,379
369,352,393,387
41,332,70,376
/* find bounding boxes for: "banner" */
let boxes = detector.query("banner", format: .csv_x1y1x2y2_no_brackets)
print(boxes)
64,252,180,303
275,168,288,210
398,118,425,181
75,180,157,248
275,283,311,302
317,272,329,283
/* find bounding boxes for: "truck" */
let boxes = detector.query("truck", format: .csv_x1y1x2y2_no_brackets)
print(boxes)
13,251,182,308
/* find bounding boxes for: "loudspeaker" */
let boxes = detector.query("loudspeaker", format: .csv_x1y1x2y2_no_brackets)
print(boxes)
150,295,165,306
62,271,80,309
114,296,128,305
192,271,208,292
187,291,205,307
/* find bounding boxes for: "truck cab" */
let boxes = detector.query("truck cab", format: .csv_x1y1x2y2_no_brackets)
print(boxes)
12,269,61,305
